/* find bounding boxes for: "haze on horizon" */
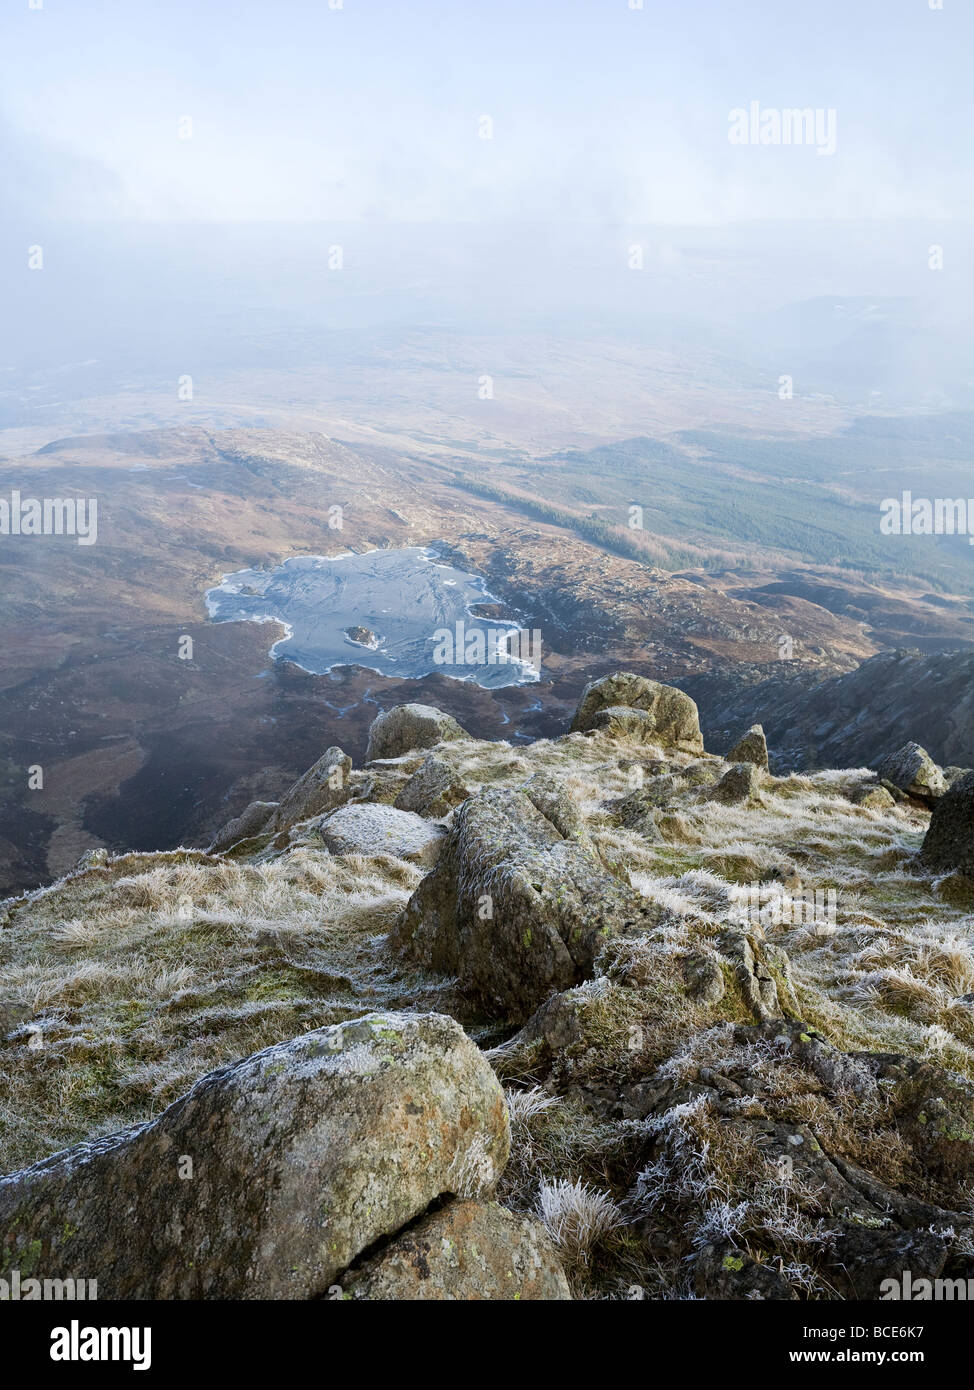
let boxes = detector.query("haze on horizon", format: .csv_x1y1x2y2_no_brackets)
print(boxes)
0,1,971,430
2,0,970,226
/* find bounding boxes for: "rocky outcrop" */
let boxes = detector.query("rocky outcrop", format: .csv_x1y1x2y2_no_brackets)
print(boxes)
10,663,974,1304
725,723,769,771
76,846,110,870
366,704,470,762
341,1200,571,1300
858,1051,974,1187
319,802,446,867
852,782,897,810
570,673,704,752
209,799,278,852
716,927,798,1020
510,978,626,1056
921,770,974,879
583,706,670,745
267,746,353,832
393,756,471,819
609,783,673,838
688,648,974,775
0,1012,510,1300
876,741,947,803
822,1227,952,1301
681,952,726,1004
709,762,763,805
693,1242,799,1300
520,770,588,842
533,1012,974,1300
394,787,660,1021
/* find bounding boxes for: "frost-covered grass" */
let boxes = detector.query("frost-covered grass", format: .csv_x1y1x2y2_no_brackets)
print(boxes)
0,847,430,1170
2,718,972,1306
538,1177,624,1272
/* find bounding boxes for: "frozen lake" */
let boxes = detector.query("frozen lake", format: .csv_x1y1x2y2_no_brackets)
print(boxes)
205,546,539,688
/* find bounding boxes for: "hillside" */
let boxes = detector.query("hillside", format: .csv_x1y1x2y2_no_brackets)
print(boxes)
689,648,974,772
0,425,888,897
8,418,974,901
3,676,974,1300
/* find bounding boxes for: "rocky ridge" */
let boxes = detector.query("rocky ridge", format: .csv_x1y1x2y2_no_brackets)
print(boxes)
3,671,974,1299
689,647,974,774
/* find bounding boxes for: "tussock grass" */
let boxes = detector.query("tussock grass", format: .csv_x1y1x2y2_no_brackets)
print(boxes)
0,848,429,1170
3,721,973,1303
538,1178,624,1271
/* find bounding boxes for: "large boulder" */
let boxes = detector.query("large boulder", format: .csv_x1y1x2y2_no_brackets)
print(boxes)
610,775,678,836
209,799,278,853
319,802,446,867
520,770,588,841
921,770,974,879
876,742,947,804
0,1012,509,1300
366,704,469,762
267,746,352,832
709,762,763,805
393,755,471,819
341,1200,571,1300
725,724,769,772
859,1051,974,1189
716,928,798,1020
570,673,703,752
394,787,659,1021
693,1242,799,1301
583,706,666,745
852,782,896,810
823,1227,950,1301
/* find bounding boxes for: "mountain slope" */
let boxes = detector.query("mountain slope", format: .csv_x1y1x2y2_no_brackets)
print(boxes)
3,680,974,1299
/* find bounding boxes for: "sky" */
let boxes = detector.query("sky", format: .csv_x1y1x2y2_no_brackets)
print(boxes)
1,0,971,225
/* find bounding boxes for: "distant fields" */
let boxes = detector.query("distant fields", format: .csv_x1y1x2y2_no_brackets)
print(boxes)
452,413,974,588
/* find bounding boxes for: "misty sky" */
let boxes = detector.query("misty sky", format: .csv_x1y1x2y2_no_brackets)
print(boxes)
1,0,971,225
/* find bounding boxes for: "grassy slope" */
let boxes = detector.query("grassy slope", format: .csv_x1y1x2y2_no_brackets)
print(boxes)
453,418,974,586
2,723,973,1295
